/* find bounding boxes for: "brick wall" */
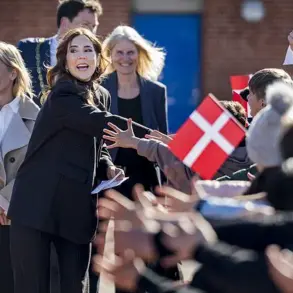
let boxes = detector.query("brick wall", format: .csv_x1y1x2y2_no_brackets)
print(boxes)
0,0,131,45
202,0,293,100
2,0,292,101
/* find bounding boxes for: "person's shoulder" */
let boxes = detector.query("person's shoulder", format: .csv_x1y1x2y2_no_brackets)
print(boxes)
50,80,81,98
143,77,166,91
20,97,40,120
140,77,166,103
100,72,116,88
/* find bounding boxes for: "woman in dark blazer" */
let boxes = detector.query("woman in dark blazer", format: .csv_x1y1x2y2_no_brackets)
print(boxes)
8,28,151,293
101,25,168,197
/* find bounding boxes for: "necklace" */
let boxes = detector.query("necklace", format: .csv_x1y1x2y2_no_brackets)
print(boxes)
35,38,46,94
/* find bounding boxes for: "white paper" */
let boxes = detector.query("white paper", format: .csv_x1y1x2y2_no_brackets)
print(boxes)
91,172,129,194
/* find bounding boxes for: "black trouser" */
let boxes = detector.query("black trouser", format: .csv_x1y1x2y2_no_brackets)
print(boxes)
0,226,14,293
10,222,90,293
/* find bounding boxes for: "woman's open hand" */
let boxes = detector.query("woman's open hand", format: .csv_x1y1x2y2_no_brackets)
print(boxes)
103,118,140,149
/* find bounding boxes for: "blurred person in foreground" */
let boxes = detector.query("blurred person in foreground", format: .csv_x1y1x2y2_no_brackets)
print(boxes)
92,172,293,293
93,82,293,292
17,0,103,104
0,42,39,293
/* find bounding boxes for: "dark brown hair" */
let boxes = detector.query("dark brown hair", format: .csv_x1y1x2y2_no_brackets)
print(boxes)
220,101,247,127
249,68,293,101
57,0,103,28
44,28,104,104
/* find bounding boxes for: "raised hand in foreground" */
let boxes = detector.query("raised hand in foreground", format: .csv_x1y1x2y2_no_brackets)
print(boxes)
93,252,145,292
266,245,293,293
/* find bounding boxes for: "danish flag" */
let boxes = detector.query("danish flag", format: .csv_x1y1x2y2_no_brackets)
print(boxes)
168,94,246,179
230,75,252,117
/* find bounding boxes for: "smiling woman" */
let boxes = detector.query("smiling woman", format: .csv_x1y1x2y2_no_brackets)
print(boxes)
8,28,152,293
100,25,169,199
66,35,97,81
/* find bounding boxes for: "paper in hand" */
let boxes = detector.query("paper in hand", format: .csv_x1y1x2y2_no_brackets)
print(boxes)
91,171,129,194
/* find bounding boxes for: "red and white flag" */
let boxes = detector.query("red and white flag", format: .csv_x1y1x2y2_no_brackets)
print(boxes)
230,75,252,117
168,94,246,179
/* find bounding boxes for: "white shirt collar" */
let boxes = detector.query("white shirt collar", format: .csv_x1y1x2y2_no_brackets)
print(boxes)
2,96,20,113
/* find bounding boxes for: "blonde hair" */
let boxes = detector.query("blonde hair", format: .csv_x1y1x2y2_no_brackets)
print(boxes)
0,41,33,99
102,25,165,81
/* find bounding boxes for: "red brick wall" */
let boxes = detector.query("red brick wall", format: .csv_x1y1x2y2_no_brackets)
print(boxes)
0,0,131,45
202,0,293,100
2,0,292,101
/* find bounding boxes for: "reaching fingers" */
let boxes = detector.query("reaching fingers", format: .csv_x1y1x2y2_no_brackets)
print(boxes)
133,185,159,210
156,185,190,202
107,122,122,133
281,248,293,265
106,143,119,149
92,255,109,275
127,118,133,130
132,184,145,202
103,129,118,136
161,255,181,268
178,215,197,234
266,245,282,271
103,135,117,143
137,191,158,209
105,190,135,210
152,130,164,137
145,134,162,140
93,254,121,276
98,199,120,219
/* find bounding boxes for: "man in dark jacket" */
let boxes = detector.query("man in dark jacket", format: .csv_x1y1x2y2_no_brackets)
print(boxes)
17,0,102,105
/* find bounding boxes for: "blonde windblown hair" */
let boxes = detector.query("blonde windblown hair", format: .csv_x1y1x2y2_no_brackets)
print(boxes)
102,25,165,81
0,41,33,99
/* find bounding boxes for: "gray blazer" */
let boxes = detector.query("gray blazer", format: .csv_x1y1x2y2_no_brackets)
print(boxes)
0,97,39,212
101,71,168,160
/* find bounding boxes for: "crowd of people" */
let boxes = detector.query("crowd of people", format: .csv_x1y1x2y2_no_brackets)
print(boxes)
1,0,293,293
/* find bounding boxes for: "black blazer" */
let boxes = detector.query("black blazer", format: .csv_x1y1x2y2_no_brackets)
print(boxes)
101,71,168,160
8,80,151,244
